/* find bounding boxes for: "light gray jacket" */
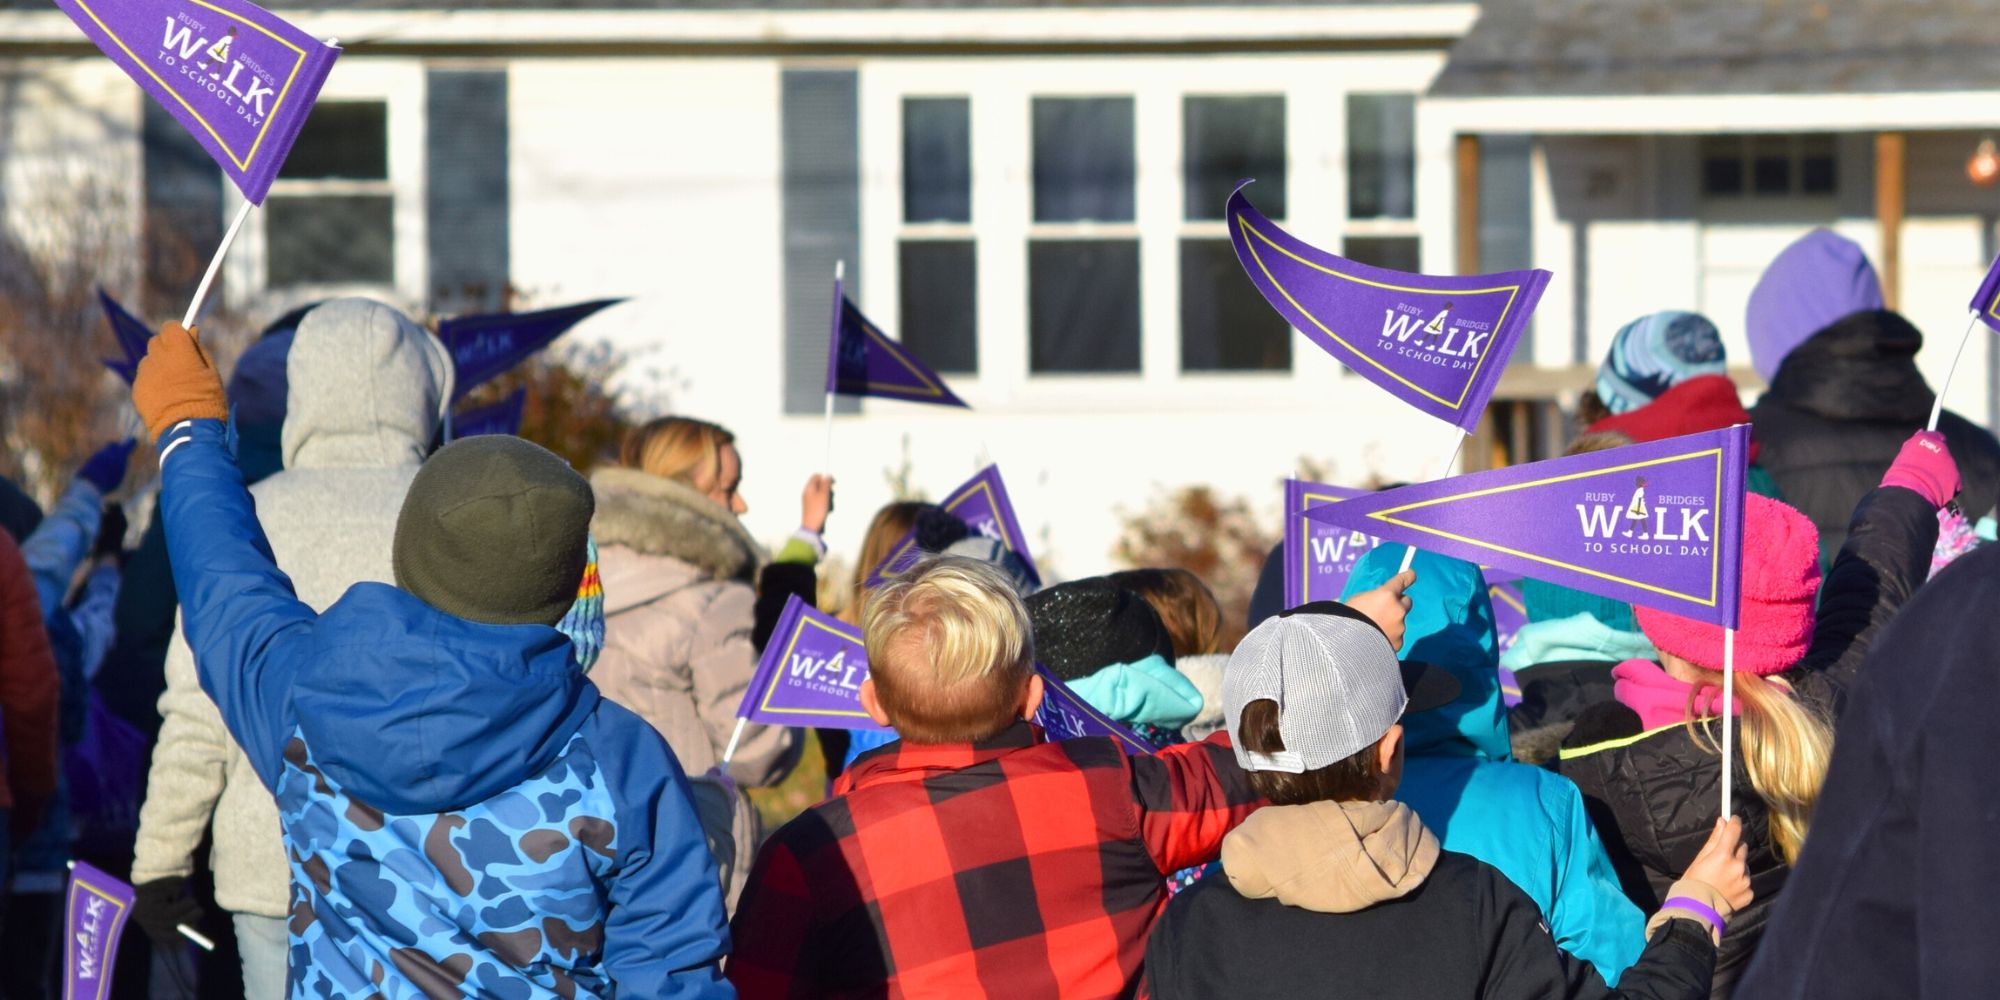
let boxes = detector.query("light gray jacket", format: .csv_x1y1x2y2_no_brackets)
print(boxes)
589,468,803,910
130,299,452,916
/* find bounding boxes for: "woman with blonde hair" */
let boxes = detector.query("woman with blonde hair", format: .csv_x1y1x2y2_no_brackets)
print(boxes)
1557,432,1957,997
588,415,831,908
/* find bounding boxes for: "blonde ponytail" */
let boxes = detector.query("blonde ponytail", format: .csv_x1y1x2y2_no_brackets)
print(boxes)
1684,669,1832,864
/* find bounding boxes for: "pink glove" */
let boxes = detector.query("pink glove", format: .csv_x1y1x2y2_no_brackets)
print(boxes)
1881,430,1960,509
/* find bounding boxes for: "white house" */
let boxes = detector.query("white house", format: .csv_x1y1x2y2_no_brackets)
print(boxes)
0,0,1993,577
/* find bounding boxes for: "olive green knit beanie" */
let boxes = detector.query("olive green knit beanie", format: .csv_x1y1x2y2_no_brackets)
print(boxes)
393,436,594,627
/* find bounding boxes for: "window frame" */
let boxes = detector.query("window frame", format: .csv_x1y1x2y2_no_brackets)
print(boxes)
896,95,981,376
857,55,1445,412
224,60,427,312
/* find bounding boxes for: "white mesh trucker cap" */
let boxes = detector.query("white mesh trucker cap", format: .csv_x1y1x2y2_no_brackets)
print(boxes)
1222,601,1461,773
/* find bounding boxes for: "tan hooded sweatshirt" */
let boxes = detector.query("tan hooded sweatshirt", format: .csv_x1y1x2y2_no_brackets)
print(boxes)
1223,799,1442,914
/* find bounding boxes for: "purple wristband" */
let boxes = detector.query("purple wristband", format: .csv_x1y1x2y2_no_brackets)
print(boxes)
1661,896,1725,938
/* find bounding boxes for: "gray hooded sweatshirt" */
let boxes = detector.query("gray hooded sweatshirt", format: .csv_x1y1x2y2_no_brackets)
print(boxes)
131,298,452,916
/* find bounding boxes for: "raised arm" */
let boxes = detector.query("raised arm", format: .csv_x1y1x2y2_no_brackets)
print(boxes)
137,324,315,786
1789,431,1950,710
1130,732,1265,874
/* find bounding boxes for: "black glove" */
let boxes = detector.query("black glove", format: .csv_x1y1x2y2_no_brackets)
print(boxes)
93,503,128,563
133,876,206,949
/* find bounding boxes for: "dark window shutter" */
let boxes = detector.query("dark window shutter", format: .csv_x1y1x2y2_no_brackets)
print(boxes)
142,99,223,316
782,69,860,416
427,69,510,313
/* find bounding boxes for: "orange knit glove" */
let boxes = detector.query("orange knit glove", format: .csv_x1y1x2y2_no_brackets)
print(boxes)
132,322,228,442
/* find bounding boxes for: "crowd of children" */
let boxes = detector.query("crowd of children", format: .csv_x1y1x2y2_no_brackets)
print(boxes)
0,227,1983,998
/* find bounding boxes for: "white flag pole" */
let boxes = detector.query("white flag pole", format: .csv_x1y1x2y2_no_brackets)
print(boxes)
719,717,749,767
181,201,253,329
824,260,845,475
1398,427,1472,574
1928,311,1981,433
1721,626,1737,818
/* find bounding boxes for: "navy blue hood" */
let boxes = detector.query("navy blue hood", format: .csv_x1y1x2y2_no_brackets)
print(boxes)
291,582,598,814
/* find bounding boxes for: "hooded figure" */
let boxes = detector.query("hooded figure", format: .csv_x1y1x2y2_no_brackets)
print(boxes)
1343,545,1647,983
131,312,730,997
1746,229,2000,564
132,299,453,996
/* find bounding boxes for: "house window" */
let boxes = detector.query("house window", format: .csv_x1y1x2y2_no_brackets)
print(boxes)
1701,134,1838,197
1343,94,1421,281
1347,93,1416,220
1181,95,1289,372
1342,237,1422,273
265,101,394,288
900,97,977,374
1030,97,1139,373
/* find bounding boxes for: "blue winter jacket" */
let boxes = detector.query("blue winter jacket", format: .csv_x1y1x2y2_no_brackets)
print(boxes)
156,420,731,999
1345,545,1645,983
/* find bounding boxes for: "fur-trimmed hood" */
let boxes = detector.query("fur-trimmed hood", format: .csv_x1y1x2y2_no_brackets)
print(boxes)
589,467,765,583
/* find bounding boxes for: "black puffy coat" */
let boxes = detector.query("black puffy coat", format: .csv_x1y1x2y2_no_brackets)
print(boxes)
1738,543,2000,999
1556,486,1937,998
1147,851,1716,1000
1750,310,2000,567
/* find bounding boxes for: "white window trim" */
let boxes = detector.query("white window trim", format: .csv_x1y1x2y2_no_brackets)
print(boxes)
860,54,1446,414
224,59,427,316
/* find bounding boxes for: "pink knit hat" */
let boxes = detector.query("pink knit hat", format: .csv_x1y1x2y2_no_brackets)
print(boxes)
1634,494,1820,676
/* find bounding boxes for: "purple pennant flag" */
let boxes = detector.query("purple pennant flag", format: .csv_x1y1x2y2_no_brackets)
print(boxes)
451,389,527,440
1308,426,1750,628
1283,480,1382,607
53,0,339,204
64,862,135,1000
98,290,152,386
1228,183,1549,433
1033,665,1155,755
1971,253,2000,332
863,466,1041,589
439,299,625,402
738,597,889,732
826,279,969,408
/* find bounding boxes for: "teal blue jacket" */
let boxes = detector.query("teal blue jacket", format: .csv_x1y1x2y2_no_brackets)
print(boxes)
1345,545,1646,983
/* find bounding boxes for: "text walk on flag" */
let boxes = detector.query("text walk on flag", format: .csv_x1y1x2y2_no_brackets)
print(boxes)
440,299,625,401
827,277,969,408
64,862,135,1000
451,389,527,440
863,466,1041,588
1228,182,1549,433
737,597,888,733
1307,426,1750,627
53,0,340,203
98,291,151,386
1033,666,1155,755
1283,479,1382,607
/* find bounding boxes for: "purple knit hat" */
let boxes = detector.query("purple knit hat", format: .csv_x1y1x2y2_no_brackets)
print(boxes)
1745,229,1884,382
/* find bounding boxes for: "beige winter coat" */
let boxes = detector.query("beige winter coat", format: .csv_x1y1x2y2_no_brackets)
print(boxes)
588,467,803,907
130,300,453,917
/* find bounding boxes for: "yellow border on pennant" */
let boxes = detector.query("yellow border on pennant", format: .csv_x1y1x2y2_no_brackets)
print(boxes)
850,305,951,400
1236,211,1521,411
1366,447,1725,607
63,880,130,1000
67,0,307,172
756,614,873,720
878,477,1019,574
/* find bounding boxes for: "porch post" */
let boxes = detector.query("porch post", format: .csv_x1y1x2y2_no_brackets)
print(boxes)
1875,131,1905,310
1455,133,1482,275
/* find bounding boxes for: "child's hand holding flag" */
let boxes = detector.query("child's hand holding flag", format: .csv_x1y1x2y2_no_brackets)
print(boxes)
132,323,228,442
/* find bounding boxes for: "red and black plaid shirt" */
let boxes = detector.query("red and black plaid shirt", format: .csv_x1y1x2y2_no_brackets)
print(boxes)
727,722,1261,999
